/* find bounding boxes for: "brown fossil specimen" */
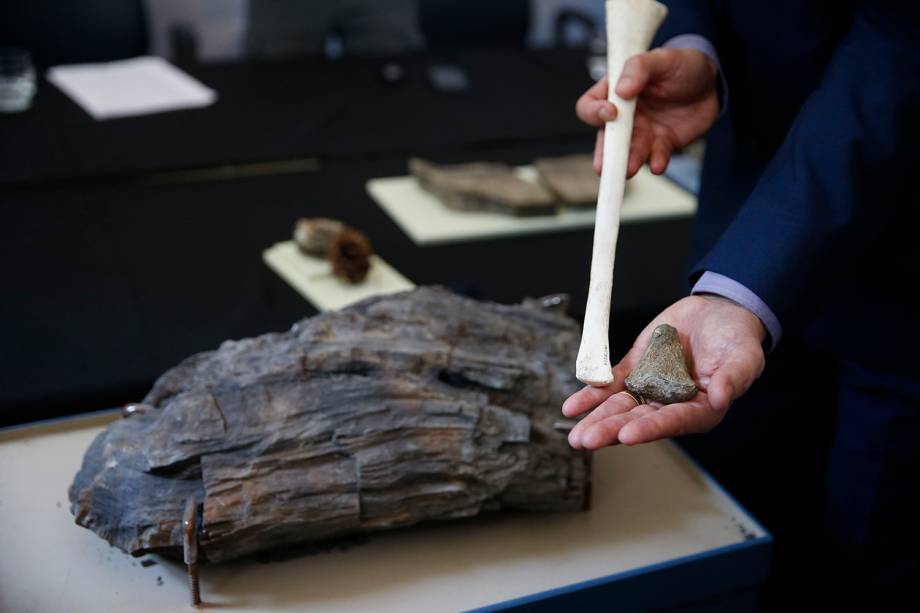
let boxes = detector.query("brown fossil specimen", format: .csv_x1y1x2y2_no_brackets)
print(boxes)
293,218,373,283
409,157,556,216
327,228,372,283
534,154,600,206
625,324,698,404
69,288,590,563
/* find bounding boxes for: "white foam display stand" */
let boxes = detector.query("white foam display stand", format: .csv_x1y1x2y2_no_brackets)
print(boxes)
0,410,770,612
366,165,697,246
263,241,414,312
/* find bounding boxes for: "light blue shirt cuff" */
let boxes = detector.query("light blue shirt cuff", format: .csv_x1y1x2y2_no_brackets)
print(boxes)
691,271,783,350
661,34,728,115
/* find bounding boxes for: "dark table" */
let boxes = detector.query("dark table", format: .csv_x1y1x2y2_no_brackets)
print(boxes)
0,48,693,426
0,48,596,186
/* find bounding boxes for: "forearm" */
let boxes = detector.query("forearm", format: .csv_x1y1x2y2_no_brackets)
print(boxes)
692,2,920,332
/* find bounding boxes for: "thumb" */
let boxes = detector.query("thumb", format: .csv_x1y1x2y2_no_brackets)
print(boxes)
615,48,673,100
707,348,765,412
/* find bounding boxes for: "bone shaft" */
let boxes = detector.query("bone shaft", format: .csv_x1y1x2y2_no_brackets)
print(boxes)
577,0,667,386
587,3,654,300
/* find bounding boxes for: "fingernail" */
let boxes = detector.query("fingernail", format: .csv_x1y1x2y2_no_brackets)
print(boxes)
618,77,635,92
598,105,610,119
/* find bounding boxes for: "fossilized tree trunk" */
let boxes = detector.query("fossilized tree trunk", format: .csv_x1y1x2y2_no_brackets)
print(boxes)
69,287,590,563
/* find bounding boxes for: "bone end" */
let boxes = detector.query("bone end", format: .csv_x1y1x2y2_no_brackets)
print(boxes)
576,360,615,387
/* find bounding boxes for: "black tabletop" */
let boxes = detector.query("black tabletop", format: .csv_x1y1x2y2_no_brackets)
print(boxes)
0,150,692,426
0,48,595,186
0,48,693,426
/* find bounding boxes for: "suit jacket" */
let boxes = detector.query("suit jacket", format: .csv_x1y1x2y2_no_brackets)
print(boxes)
653,0,920,372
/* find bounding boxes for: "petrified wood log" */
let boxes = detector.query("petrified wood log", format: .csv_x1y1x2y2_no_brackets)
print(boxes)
409,157,556,216
69,287,589,563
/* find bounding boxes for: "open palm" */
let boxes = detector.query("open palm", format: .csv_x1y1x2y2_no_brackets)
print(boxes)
563,296,766,449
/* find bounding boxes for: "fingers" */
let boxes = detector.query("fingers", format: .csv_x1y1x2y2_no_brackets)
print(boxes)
577,404,660,449
706,350,763,412
561,348,640,420
571,393,728,450
562,381,619,418
615,49,673,100
617,397,725,445
627,117,653,178
576,76,618,128
627,116,679,178
567,391,650,449
649,136,674,175
593,129,604,175
706,372,736,413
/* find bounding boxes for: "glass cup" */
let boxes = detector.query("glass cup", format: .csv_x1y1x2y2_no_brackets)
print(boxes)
0,48,37,113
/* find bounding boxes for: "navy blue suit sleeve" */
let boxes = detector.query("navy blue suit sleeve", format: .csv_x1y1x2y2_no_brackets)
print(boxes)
652,1,717,48
691,1,920,332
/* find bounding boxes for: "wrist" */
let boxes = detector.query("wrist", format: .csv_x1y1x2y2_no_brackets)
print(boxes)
697,293,768,344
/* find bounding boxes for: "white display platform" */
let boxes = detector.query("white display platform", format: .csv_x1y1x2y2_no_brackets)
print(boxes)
366,165,697,246
0,411,768,613
262,241,414,312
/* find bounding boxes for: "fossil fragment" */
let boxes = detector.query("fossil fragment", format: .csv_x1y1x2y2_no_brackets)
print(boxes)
625,324,698,404
409,157,556,216
534,154,600,206
327,228,372,283
293,217,373,283
69,287,590,563
294,217,345,256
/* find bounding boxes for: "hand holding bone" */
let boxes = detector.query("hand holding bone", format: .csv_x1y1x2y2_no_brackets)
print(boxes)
576,47,720,177
565,295,766,449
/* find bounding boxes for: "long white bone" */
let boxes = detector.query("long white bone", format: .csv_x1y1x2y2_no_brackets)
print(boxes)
576,0,668,386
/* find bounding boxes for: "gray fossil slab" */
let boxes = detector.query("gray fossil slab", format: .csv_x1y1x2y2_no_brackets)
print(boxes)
409,158,556,216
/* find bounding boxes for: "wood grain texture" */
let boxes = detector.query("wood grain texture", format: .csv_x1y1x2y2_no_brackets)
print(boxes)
69,287,589,562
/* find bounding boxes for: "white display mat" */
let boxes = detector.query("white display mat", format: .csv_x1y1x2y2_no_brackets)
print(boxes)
367,165,697,246
263,241,414,312
0,412,766,613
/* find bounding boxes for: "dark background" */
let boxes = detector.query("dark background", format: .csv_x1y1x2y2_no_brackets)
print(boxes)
0,1,691,429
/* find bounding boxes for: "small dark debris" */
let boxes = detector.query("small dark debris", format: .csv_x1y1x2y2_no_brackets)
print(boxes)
56,501,62,508
731,516,758,541
140,559,157,568
156,576,163,586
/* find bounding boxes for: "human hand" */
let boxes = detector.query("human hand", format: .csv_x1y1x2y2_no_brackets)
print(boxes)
563,295,766,449
575,48,720,177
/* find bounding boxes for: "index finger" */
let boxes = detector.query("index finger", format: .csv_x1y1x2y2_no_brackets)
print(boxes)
561,358,632,418
575,77,616,128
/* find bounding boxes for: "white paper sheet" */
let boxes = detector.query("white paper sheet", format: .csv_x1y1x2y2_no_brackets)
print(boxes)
47,56,217,120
